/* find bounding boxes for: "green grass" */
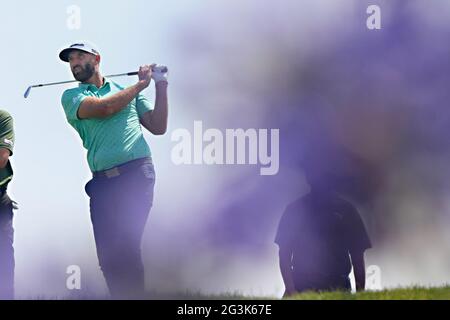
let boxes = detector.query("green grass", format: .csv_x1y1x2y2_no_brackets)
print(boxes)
285,286,450,300
21,285,450,300
116,285,450,300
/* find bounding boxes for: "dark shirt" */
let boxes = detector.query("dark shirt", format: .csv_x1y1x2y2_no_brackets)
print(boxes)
275,192,372,288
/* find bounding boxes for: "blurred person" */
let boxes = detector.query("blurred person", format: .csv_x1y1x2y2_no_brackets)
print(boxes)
59,43,169,299
275,167,372,296
0,109,17,300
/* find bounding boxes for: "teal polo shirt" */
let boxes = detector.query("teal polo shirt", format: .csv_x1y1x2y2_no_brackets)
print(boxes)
61,78,153,172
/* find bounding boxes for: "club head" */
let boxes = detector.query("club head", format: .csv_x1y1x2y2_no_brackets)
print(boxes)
24,86,32,99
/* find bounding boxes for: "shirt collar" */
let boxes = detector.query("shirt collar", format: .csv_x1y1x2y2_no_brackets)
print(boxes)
79,77,111,91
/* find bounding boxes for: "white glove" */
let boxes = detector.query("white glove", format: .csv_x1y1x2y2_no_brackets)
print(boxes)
152,65,169,84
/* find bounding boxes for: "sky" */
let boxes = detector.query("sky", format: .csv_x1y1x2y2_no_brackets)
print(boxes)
0,0,449,298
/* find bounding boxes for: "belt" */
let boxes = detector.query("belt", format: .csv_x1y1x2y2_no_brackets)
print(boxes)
93,157,153,179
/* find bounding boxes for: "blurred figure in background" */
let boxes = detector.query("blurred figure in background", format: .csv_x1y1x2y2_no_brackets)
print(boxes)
0,109,16,300
275,166,372,296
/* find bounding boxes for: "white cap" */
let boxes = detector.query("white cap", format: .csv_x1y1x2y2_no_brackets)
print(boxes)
59,42,100,62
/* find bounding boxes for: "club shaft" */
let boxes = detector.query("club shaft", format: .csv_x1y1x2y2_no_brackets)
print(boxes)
31,72,139,88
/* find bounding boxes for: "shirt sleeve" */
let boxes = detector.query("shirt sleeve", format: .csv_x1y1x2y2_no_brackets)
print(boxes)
136,93,153,118
275,205,296,249
61,89,88,122
343,203,372,254
0,112,14,155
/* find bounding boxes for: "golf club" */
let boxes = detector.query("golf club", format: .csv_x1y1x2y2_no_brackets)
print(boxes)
24,66,168,99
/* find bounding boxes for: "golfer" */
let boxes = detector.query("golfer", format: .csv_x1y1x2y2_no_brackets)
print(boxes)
59,43,168,299
0,109,16,300
275,168,372,296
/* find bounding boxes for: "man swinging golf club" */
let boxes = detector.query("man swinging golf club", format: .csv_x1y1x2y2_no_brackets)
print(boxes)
59,42,168,299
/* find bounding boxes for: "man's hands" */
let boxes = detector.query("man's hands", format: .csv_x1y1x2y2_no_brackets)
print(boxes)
0,148,11,169
278,247,298,299
137,63,169,91
151,64,169,84
137,65,153,91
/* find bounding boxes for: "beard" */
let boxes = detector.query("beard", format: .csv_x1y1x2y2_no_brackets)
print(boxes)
72,63,95,82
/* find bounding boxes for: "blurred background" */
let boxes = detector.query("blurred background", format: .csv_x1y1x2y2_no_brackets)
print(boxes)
0,0,449,298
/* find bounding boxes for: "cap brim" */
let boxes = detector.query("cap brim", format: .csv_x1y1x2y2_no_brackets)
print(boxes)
59,48,98,63
59,48,74,62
